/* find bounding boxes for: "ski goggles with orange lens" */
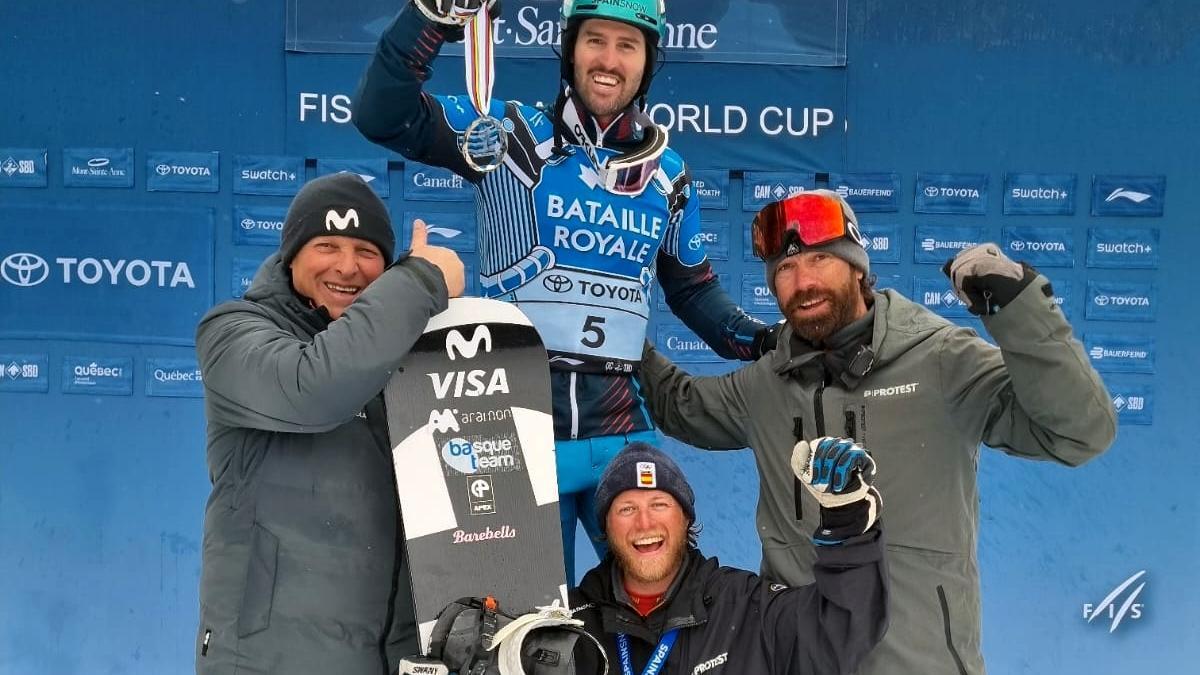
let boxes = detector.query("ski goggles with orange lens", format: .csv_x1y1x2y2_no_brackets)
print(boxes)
750,192,864,260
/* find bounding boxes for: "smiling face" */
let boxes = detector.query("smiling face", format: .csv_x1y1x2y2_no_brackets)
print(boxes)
571,18,647,126
606,488,689,596
289,235,384,319
774,251,869,344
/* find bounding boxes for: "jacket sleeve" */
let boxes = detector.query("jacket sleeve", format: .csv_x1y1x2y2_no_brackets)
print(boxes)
940,273,1116,465
196,257,449,433
657,166,767,360
637,341,752,449
352,3,483,178
759,529,889,675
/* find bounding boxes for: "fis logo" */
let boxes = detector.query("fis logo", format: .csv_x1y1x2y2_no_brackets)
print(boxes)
325,208,359,231
1083,570,1146,632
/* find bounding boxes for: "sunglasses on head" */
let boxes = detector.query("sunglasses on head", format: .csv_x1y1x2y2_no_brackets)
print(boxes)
750,192,864,260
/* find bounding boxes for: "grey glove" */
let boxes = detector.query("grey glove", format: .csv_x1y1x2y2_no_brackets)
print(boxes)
413,0,497,26
791,437,882,545
941,243,1038,316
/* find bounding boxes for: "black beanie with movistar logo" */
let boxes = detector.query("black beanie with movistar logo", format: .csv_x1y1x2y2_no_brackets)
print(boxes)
280,172,395,266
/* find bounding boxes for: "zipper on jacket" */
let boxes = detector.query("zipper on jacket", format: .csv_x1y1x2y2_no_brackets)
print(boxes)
792,417,804,520
569,372,580,439
201,629,211,657
937,585,969,675
845,409,857,439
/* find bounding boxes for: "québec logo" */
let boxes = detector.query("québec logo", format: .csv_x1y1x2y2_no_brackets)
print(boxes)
1083,570,1146,633
1105,188,1152,204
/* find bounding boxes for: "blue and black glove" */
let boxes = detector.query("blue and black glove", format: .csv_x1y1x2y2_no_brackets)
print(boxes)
942,243,1042,316
791,436,882,545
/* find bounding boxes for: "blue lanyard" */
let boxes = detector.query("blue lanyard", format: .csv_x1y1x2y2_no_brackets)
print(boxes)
616,628,679,675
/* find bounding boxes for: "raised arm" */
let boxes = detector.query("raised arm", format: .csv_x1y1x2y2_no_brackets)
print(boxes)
657,167,770,360
352,1,484,177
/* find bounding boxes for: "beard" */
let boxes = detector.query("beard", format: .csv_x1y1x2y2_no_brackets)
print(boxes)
611,533,687,590
782,272,863,345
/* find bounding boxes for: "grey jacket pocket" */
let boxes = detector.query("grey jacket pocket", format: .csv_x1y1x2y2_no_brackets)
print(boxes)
237,522,279,637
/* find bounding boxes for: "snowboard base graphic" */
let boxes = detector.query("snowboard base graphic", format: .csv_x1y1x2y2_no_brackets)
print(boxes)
384,297,567,653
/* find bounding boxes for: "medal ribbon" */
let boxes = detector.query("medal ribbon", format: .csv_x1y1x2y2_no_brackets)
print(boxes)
464,5,494,118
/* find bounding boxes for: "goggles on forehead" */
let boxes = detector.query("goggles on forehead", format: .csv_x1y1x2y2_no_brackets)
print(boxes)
599,120,668,197
750,192,865,260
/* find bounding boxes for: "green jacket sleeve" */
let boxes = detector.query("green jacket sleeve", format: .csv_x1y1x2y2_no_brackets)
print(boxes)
196,257,449,433
939,273,1116,466
638,341,752,449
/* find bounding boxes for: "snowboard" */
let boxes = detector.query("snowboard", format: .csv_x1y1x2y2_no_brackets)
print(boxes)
384,297,567,654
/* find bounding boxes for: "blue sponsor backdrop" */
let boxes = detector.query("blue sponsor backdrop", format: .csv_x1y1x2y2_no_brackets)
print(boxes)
144,357,205,398
62,147,134,188
1084,334,1156,374
0,206,214,345
1086,227,1160,269
285,0,849,66
0,148,48,187
2,0,1198,673
1003,173,1076,215
914,173,989,214
0,354,49,393
146,151,220,193
1001,225,1075,267
691,170,730,210
913,224,987,264
1091,175,1166,217
61,356,134,396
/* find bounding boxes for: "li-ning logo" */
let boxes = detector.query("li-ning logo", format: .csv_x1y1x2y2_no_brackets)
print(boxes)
1083,570,1146,632
1105,188,1152,204
325,208,359,231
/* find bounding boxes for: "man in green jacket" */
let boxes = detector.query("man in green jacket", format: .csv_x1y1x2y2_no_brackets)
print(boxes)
639,189,1116,675
194,173,463,675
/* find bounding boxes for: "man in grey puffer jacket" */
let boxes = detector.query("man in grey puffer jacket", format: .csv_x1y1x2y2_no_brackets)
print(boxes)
639,189,1116,675
194,173,464,675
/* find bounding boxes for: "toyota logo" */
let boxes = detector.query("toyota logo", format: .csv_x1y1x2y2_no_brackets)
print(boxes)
156,164,172,176
542,274,573,293
1010,240,1026,251
1,252,50,287
240,218,256,230
1094,295,1110,306
923,186,939,197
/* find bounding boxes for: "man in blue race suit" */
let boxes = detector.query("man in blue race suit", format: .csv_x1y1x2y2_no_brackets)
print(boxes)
354,0,772,581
